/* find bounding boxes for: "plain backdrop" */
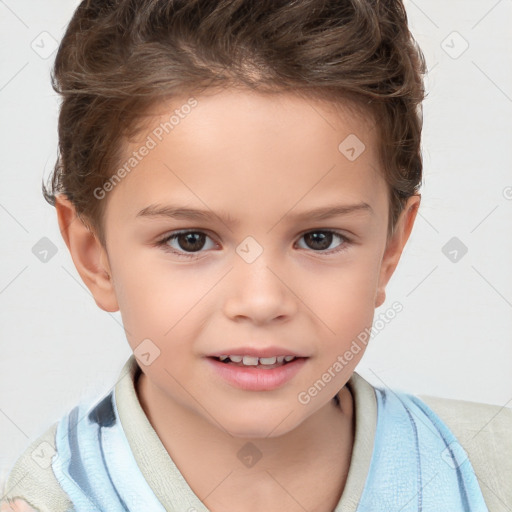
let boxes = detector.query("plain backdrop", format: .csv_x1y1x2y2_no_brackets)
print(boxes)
1,0,511,485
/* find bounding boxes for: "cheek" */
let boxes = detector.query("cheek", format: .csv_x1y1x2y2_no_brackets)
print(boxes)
108,249,169,344
304,250,382,331
305,260,380,390
111,250,214,348
111,235,383,353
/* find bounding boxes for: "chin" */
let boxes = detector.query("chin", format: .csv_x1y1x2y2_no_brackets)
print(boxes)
219,410,302,439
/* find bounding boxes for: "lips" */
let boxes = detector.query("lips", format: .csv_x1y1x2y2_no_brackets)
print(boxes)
206,356,307,390
206,346,308,359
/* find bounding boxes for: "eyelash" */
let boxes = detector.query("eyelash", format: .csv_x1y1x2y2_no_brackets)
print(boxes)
155,229,352,260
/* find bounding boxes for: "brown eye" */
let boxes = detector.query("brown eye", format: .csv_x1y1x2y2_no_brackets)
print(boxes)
174,232,207,252
158,230,216,258
297,230,349,253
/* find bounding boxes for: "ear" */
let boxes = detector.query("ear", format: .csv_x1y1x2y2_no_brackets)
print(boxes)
375,195,421,308
55,194,119,312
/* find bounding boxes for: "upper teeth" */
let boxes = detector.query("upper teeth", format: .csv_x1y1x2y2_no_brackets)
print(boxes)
218,355,296,365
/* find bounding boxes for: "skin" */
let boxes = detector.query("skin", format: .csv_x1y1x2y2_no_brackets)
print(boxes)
55,88,419,512
0,499,39,512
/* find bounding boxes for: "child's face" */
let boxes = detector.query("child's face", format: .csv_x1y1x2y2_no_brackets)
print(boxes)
66,89,418,437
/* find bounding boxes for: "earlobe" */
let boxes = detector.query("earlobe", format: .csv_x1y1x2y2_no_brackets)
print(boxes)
55,194,119,313
374,195,421,308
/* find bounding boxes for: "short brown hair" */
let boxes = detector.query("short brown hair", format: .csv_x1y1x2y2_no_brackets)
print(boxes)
43,0,427,248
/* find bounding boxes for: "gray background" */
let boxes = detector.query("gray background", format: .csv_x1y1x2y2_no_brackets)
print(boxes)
1,0,511,488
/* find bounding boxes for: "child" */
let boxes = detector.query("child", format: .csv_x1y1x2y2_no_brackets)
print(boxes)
2,0,510,511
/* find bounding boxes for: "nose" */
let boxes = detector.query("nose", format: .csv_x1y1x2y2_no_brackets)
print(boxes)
222,251,298,325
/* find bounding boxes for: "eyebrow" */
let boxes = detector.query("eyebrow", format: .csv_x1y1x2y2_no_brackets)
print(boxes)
136,201,373,227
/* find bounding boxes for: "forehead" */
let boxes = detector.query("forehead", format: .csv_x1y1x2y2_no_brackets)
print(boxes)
147,87,376,142
131,87,378,159
106,88,386,223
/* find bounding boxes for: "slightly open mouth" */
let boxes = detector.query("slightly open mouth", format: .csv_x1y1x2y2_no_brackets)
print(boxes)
209,356,304,370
